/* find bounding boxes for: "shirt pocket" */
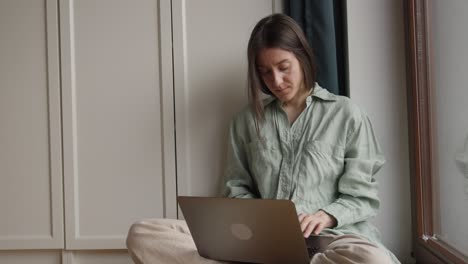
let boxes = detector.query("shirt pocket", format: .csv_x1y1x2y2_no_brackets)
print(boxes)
246,139,281,198
297,140,345,202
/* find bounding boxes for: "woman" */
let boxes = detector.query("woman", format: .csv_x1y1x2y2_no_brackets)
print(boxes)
127,14,399,264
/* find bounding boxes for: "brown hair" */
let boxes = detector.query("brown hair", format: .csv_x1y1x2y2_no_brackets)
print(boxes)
247,13,317,130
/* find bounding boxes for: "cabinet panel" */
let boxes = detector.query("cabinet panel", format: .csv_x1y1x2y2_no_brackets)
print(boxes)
60,0,175,249
0,250,62,264
66,250,132,264
173,0,278,199
0,0,63,249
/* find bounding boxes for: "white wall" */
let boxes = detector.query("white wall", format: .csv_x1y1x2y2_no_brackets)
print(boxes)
431,0,468,254
346,1,413,263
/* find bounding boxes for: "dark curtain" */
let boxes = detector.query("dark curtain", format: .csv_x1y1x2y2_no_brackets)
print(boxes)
285,0,348,96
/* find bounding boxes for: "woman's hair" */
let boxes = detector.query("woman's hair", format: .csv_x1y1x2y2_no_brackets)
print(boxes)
247,13,317,128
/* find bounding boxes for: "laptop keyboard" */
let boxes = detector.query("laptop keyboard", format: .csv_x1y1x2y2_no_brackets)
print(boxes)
306,245,320,258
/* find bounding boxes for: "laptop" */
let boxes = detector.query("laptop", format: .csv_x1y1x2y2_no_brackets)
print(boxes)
177,196,334,264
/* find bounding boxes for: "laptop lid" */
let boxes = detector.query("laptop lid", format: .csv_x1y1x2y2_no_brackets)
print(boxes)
177,196,311,264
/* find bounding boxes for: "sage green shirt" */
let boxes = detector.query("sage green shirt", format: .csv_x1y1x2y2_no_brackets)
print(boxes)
222,85,386,244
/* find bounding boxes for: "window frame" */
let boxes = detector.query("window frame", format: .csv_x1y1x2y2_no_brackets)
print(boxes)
405,1,468,263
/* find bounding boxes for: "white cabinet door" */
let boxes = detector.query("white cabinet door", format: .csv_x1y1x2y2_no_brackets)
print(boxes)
173,0,282,200
0,0,63,250
60,0,176,249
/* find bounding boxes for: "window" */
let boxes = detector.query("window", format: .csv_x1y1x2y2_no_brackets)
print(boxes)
405,1,468,263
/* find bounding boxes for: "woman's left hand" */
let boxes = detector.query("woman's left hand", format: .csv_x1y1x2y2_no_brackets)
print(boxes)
298,210,337,238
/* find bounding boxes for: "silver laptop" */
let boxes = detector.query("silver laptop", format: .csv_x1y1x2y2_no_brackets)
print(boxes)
177,196,334,264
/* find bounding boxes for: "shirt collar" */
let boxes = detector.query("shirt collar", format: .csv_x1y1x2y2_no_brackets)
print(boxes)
263,83,338,107
311,84,338,102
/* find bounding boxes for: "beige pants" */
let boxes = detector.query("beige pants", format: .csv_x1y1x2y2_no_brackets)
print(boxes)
126,219,392,264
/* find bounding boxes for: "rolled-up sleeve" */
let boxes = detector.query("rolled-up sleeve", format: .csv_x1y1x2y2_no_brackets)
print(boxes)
321,113,385,228
222,116,258,199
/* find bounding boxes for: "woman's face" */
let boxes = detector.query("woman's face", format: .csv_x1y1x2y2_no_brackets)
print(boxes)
256,48,306,104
